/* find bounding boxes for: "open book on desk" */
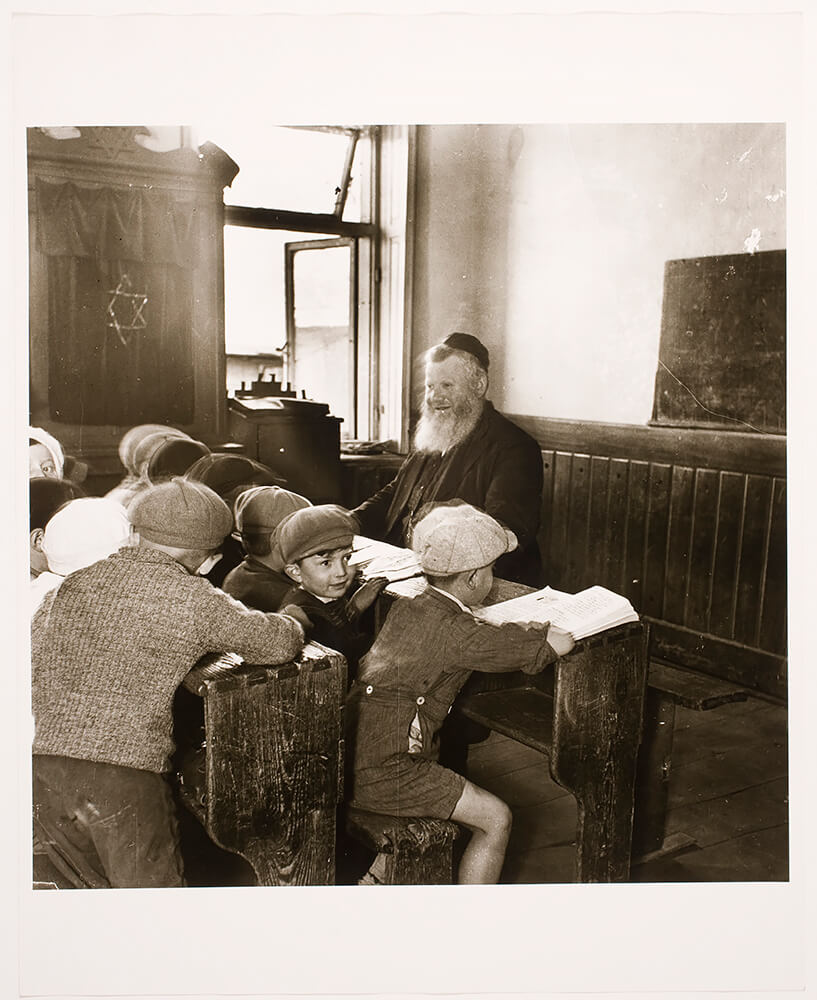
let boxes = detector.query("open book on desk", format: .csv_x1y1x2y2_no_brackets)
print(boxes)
474,585,639,641
350,536,423,584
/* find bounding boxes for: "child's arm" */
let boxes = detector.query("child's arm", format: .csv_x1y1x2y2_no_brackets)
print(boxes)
200,582,306,664
345,576,389,621
443,613,572,675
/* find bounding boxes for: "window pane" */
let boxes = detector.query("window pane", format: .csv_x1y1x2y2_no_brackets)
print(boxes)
290,243,354,437
224,226,333,394
194,124,352,213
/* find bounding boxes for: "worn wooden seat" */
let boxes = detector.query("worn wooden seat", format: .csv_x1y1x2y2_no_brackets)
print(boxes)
345,807,460,885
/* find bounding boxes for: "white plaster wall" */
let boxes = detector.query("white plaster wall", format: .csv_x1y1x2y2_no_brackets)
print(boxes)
411,123,786,425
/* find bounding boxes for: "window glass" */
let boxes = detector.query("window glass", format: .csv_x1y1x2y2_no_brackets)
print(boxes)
195,124,352,213
288,242,354,435
224,226,333,395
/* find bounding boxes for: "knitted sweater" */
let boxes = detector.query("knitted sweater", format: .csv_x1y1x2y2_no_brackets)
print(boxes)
31,545,305,773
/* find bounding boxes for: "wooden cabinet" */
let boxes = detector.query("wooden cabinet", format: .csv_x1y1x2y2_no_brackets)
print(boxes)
27,126,237,489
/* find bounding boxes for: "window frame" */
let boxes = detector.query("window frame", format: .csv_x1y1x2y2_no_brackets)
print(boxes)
283,236,359,437
222,126,378,439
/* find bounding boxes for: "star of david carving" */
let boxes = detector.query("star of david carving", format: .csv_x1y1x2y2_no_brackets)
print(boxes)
106,274,148,347
85,126,144,161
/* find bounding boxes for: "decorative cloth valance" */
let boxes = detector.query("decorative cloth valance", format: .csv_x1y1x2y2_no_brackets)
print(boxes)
35,178,198,265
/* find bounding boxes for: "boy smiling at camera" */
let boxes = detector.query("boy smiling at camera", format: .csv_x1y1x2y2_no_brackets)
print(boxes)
277,504,387,681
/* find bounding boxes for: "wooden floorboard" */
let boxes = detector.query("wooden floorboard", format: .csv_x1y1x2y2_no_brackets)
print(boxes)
666,743,788,809
631,825,789,882
670,703,788,767
463,694,788,884
664,776,788,847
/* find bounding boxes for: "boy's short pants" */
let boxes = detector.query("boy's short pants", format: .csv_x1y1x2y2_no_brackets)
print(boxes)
350,751,467,819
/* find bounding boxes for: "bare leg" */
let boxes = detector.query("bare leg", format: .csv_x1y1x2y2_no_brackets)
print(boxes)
449,780,512,884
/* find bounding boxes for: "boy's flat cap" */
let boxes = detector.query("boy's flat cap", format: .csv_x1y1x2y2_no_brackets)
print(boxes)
276,504,357,565
234,485,312,533
129,478,232,551
411,502,516,575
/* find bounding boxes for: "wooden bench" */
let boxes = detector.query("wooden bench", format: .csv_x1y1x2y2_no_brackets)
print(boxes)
345,808,460,884
455,577,752,865
173,641,346,886
370,575,652,883
630,655,749,860
455,621,649,882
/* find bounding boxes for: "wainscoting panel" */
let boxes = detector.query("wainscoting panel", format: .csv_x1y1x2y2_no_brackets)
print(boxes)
516,416,787,700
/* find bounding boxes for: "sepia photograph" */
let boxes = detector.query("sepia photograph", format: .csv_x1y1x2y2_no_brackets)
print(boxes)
6,5,811,999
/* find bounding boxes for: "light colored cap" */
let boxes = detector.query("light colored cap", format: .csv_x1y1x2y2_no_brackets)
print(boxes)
42,498,131,576
29,426,65,479
411,503,517,575
118,424,190,475
129,478,232,550
132,430,204,480
234,485,312,533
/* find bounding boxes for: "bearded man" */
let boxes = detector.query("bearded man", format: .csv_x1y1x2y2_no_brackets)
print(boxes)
353,333,544,586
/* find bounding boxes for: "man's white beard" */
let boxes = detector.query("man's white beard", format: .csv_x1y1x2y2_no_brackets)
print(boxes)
414,396,482,454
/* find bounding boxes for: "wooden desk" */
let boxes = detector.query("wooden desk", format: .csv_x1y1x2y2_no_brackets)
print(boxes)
173,641,346,886
376,576,649,883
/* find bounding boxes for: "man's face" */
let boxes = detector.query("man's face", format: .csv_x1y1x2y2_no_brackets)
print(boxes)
414,355,485,454
287,545,355,600
423,356,477,417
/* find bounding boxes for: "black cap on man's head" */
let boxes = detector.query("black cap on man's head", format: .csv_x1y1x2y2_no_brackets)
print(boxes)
443,333,490,371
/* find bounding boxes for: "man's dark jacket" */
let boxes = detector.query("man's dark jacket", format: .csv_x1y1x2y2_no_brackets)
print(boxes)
353,401,544,586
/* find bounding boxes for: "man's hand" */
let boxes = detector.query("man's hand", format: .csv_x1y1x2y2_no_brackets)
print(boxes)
347,577,389,618
546,624,575,657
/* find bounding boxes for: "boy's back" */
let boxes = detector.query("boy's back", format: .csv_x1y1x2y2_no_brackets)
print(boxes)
32,544,304,773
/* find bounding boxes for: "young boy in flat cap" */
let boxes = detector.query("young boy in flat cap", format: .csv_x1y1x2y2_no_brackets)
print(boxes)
276,504,388,679
31,477,309,889
222,485,313,611
345,502,574,884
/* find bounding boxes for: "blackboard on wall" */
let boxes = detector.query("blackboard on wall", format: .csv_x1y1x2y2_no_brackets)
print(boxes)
651,249,786,434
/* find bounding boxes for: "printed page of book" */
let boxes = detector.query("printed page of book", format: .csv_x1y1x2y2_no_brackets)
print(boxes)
351,536,423,583
475,585,638,639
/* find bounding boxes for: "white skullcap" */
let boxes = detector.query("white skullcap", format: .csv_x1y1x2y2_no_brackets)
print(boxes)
411,502,517,575
42,498,131,576
29,426,65,479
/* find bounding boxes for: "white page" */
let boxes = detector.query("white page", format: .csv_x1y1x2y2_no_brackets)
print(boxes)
476,584,637,638
350,535,422,581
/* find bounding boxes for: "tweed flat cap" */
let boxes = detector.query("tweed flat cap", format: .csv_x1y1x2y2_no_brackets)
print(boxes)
276,504,357,565
411,502,516,574
129,478,233,550
234,485,312,533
